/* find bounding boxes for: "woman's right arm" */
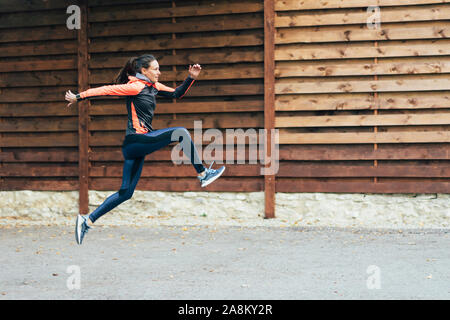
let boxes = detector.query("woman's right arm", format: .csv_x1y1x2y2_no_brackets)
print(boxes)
65,82,145,107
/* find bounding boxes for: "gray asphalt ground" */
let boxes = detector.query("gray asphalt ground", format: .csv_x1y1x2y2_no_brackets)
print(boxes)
0,224,449,300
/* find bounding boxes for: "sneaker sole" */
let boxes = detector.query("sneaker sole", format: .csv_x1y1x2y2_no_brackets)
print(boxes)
201,167,225,188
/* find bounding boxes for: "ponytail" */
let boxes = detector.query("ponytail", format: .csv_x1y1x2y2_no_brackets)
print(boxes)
114,57,137,84
114,54,156,84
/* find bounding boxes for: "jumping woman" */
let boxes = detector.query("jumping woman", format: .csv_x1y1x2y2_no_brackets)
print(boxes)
65,54,225,245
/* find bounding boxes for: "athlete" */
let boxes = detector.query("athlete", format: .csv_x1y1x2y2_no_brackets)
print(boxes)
65,54,225,245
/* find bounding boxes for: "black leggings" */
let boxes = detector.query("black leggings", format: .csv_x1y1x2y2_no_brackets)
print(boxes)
89,127,205,223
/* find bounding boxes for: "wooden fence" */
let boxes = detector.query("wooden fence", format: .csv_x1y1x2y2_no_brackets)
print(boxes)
271,0,450,197
0,0,79,192
0,0,449,217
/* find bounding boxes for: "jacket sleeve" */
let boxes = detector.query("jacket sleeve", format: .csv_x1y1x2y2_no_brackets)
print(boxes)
155,76,195,99
76,82,146,101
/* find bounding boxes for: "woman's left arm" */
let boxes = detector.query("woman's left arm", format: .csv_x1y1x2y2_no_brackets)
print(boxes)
156,64,201,99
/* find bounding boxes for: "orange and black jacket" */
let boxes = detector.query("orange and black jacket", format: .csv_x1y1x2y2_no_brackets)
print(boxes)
76,72,195,137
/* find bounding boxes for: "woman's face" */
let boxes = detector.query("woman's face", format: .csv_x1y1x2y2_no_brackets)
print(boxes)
141,60,161,83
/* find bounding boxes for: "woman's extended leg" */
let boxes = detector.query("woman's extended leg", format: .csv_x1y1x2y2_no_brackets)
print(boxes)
124,127,225,188
86,127,201,225
88,156,145,223
123,127,206,174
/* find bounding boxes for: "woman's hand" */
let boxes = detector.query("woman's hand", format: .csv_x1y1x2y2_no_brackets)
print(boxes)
65,90,77,107
188,64,202,80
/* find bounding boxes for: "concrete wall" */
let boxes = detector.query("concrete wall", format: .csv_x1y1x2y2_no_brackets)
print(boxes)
0,191,449,229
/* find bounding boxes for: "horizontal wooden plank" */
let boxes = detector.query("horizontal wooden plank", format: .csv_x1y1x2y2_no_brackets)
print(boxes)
89,0,263,22
0,102,78,117
90,48,264,68
276,21,450,44
0,132,78,147
0,0,73,13
279,130,450,144
279,144,450,160
277,125,450,134
275,57,450,78
0,163,262,178
90,64,263,84
0,163,78,177
0,9,260,31
275,178,450,193
89,100,264,115
89,147,262,162
275,39,450,61
275,92,450,111
275,0,450,11
277,163,450,177
88,0,171,6
275,4,450,27
180,82,265,97
90,12,263,37
0,40,77,58
0,117,78,132
379,92,450,110
89,163,261,178
89,129,268,147
0,57,76,72
0,10,67,28
276,93,375,111
275,112,450,127
89,31,264,53
90,144,450,162
0,86,75,103
0,178,78,191
90,113,263,131
0,25,76,42
6,177,447,193
0,149,78,162
276,77,450,94
379,124,450,132
0,71,77,88
89,177,263,192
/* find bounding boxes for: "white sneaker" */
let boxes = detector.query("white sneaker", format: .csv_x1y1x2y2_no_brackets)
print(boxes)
198,161,226,188
75,214,91,245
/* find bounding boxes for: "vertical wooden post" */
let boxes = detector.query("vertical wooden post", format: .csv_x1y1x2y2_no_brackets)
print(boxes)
264,0,275,219
373,41,379,184
78,0,89,214
171,1,177,121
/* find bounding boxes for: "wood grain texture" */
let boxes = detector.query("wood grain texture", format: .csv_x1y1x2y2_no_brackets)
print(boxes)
276,178,450,193
78,0,89,214
275,57,450,78
275,92,450,111
279,144,450,160
275,39,450,61
275,113,450,127
275,21,450,44
275,0,450,11
275,4,450,27
279,131,450,144
90,177,264,192
89,0,263,22
277,163,450,177
2,0,448,197
264,0,276,218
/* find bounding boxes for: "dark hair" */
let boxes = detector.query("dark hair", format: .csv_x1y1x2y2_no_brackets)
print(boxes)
114,54,156,84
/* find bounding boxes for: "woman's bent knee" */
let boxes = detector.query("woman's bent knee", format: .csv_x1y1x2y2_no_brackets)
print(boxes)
118,188,134,201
